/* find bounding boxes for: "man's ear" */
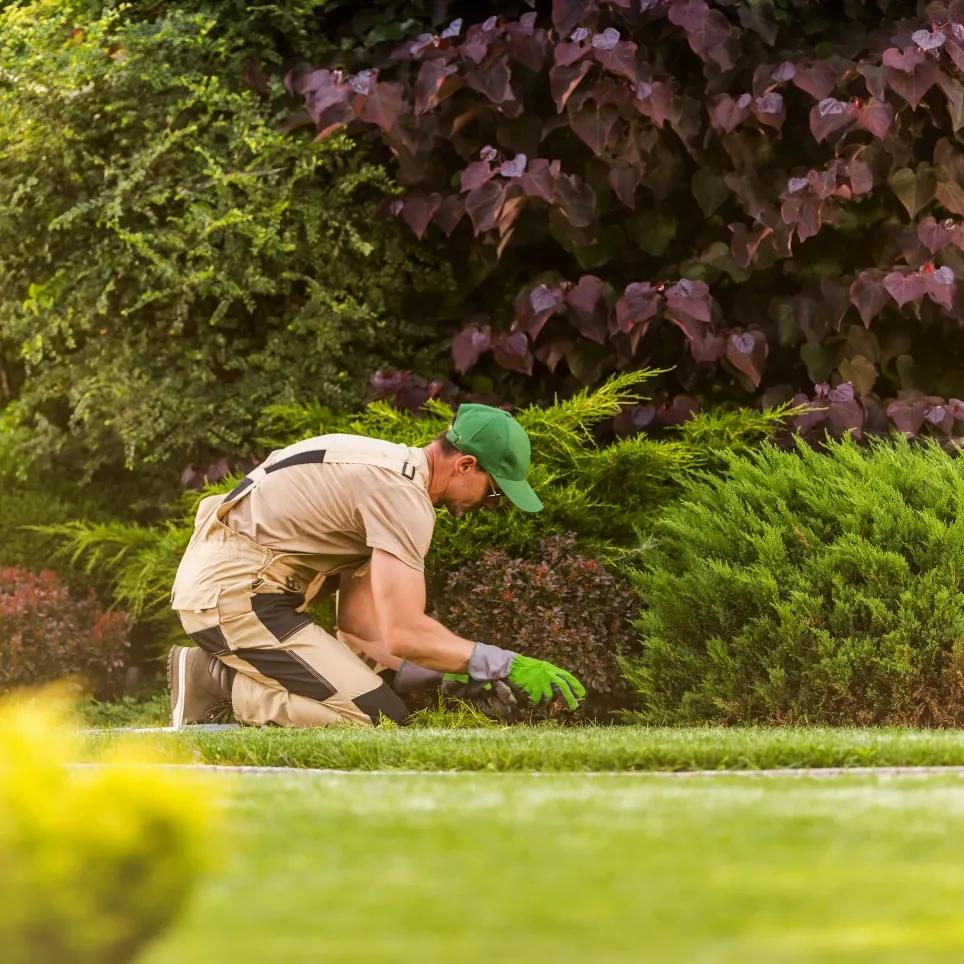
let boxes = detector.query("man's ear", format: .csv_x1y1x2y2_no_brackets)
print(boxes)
457,454,478,475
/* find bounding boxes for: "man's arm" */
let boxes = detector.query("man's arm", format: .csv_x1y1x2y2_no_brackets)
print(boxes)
369,548,475,672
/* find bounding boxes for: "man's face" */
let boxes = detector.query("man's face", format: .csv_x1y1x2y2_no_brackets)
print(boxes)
442,457,502,517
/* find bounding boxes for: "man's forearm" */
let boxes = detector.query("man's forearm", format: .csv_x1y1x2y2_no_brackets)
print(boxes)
389,614,475,672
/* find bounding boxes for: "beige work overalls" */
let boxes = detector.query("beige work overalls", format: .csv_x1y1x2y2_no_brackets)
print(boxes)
171,445,417,727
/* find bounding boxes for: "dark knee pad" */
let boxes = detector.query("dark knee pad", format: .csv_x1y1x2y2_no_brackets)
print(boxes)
353,681,409,725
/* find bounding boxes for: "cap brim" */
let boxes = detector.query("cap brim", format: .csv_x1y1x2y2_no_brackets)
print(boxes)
492,474,543,513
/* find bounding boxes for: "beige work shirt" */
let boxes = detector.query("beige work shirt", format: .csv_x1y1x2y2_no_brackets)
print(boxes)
226,434,436,574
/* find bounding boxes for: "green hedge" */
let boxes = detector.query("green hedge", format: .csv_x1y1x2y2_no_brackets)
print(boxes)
0,0,455,508
626,436,964,725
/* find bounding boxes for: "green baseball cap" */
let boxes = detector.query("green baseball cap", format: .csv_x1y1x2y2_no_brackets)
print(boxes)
445,403,543,513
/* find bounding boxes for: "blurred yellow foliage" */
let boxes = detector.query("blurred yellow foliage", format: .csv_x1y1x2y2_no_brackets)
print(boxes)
0,686,220,963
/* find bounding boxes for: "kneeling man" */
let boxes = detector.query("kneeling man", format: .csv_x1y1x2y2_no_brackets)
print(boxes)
168,403,585,727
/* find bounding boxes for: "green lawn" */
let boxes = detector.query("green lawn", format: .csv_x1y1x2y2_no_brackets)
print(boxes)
139,769,964,963
89,723,964,771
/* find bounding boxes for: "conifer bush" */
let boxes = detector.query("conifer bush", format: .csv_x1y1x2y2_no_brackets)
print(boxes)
626,436,964,725
0,568,130,696
0,689,215,964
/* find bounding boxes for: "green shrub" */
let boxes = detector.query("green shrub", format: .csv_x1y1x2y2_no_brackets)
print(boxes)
626,436,964,725
0,567,130,697
0,0,455,504
0,688,215,963
430,533,638,714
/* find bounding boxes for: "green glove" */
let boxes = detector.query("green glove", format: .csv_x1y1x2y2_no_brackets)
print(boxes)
507,655,585,711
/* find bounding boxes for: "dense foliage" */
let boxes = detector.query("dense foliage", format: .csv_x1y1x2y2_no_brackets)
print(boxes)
0,568,129,696
0,0,455,506
293,0,964,440
0,691,213,964
626,436,964,725
46,373,791,664
431,532,638,713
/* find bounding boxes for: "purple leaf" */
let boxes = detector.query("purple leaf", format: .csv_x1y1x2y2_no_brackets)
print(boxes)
818,97,849,116
882,46,925,73
399,194,442,240
633,80,674,128
354,82,405,133
792,61,837,100
855,98,893,137
571,27,590,43
465,180,508,234
565,275,607,344
480,145,499,163
515,283,564,341
913,29,946,50
828,382,854,403
849,272,889,327
534,336,575,374
772,61,796,83
570,103,619,156
441,18,463,39
615,282,660,333
665,279,712,323
787,177,809,193
884,56,940,109
752,91,785,130
594,40,639,83
918,216,958,254
460,160,494,193
414,60,460,114
498,153,528,178
465,55,515,105
532,285,562,315
452,323,492,373
482,16,499,32
609,162,640,209
409,33,435,58
552,0,592,38
887,398,928,435
884,270,927,307
667,0,710,31
519,158,560,203
492,330,533,375
592,27,621,50
925,265,956,309
549,61,592,112
433,195,465,236
554,40,590,67
556,173,597,227
710,93,752,133
926,404,948,424
349,70,375,96
809,98,855,142
725,330,768,387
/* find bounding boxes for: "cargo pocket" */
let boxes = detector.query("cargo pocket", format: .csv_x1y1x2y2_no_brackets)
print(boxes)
171,583,221,614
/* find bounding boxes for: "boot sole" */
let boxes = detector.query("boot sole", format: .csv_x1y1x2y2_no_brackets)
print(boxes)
168,646,188,730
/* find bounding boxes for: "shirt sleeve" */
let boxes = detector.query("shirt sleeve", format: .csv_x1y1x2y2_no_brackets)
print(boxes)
355,480,436,572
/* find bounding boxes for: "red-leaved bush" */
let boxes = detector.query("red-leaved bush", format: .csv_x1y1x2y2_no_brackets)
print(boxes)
0,568,129,696
429,533,638,713
285,0,964,441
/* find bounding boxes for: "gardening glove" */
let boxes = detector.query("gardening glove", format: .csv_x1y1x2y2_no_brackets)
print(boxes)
392,660,444,696
440,675,519,721
469,643,586,711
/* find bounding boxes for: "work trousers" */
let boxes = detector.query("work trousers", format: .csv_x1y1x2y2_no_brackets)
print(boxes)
172,497,407,728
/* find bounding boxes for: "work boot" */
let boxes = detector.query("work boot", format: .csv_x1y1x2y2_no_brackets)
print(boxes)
168,645,235,728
